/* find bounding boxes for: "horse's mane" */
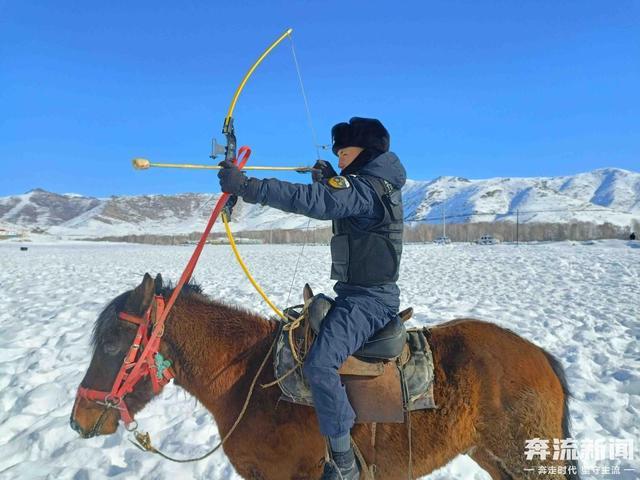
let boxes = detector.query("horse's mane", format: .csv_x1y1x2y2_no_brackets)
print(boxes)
91,279,277,350
91,291,129,349
91,281,202,349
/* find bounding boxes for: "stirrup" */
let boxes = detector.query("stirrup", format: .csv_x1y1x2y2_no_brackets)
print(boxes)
321,438,362,480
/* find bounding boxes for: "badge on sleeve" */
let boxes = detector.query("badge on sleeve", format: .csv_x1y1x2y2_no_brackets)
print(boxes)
327,176,351,189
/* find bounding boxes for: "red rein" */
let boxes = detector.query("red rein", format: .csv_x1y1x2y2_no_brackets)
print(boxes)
75,147,252,428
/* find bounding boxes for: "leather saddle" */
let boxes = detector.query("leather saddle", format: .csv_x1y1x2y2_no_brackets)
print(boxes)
306,292,409,361
274,285,419,423
276,285,434,424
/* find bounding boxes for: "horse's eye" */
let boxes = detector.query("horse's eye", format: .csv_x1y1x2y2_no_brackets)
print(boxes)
103,341,122,355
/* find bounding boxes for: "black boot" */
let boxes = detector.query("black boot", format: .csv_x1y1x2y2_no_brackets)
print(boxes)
320,446,360,480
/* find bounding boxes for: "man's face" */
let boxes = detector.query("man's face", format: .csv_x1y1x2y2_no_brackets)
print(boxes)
337,146,364,170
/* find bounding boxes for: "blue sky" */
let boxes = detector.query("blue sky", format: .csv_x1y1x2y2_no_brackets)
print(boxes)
1,1,638,197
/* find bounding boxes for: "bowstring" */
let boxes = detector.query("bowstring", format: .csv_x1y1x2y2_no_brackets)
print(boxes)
285,34,317,308
289,35,321,160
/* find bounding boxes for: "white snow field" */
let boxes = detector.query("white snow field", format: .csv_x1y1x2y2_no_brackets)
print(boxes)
0,240,638,479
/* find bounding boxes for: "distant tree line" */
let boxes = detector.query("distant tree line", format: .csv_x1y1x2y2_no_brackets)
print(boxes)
404,220,636,243
89,219,638,245
88,229,333,245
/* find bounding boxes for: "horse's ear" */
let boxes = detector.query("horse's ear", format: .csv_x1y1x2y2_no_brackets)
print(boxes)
303,283,314,303
125,273,155,315
154,273,163,295
399,307,413,322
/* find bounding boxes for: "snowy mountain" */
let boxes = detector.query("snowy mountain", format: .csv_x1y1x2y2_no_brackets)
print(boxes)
0,189,326,237
1,168,638,238
0,189,101,228
403,167,640,226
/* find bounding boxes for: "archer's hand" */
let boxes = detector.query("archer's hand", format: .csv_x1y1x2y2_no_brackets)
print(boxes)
311,160,337,183
218,160,249,195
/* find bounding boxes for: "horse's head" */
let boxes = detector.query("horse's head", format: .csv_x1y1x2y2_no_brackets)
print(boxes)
70,273,166,438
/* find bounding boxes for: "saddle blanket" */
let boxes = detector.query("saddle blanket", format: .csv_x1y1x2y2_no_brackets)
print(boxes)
273,323,437,412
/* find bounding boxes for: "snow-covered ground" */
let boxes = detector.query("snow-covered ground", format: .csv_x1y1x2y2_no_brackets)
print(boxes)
0,240,638,479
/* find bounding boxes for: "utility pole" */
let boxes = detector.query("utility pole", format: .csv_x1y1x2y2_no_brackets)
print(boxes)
516,209,519,246
442,201,447,239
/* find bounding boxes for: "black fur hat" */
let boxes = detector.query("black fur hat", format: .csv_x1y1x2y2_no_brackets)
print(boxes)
331,117,390,155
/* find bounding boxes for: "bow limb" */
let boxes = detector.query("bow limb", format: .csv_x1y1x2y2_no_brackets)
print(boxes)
222,27,293,162
221,211,287,320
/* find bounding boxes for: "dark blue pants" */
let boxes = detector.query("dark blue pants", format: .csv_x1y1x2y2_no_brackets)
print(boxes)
302,288,399,437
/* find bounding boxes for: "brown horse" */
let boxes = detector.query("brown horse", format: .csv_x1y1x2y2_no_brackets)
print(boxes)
71,273,580,480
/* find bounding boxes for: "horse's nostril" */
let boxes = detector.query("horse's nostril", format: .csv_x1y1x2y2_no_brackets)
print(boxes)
69,417,81,433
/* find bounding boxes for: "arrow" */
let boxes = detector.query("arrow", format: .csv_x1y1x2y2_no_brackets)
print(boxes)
131,157,315,173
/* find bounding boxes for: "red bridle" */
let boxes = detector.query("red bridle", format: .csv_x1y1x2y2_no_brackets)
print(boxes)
75,296,174,427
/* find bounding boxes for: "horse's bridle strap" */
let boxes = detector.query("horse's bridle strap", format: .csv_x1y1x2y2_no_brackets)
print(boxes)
75,296,173,427
119,312,147,325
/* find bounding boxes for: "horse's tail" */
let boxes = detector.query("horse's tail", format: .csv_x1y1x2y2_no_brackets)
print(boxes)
542,350,581,480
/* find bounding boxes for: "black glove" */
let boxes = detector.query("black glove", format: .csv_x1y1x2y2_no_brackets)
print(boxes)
218,160,249,195
311,159,337,183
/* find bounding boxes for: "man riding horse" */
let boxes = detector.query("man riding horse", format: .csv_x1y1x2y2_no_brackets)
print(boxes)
218,117,406,480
